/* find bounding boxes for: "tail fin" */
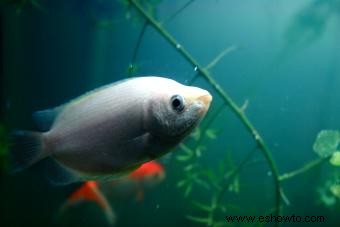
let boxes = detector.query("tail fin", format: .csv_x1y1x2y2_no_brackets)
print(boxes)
61,181,116,225
9,130,46,173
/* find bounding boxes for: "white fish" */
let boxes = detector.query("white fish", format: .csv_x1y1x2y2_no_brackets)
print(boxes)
10,76,212,185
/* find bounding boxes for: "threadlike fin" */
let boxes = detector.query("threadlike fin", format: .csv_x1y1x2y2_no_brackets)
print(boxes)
9,130,46,173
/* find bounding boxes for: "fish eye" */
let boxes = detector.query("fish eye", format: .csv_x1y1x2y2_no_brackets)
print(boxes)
170,95,185,112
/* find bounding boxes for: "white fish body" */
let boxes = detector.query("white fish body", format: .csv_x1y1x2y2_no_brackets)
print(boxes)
11,76,212,185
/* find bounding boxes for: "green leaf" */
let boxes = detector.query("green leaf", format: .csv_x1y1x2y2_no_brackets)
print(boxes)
320,192,336,207
193,177,210,190
205,128,218,139
330,151,340,166
176,154,192,162
228,177,240,193
191,200,213,212
318,185,337,207
313,130,340,157
184,164,194,171
186,215,211,224
195,145,206,157
211,194,218,209
195,148,201,157
330,184,340,199
220,151,235,173
176,179,188,188
190,128,201,141
184,183,193,197
179,144,194,155
126,63,140,75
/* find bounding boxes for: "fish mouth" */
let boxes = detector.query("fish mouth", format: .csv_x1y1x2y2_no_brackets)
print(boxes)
196,93,212,114
198,93,212,106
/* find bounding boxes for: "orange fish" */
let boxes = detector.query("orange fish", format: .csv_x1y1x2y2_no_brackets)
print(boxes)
129,160,165,180
61,161,165,225
61,181,116,225
125,160,165,200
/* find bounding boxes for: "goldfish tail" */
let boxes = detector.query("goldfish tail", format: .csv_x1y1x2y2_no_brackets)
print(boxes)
9,130,46,173
64,181,116,225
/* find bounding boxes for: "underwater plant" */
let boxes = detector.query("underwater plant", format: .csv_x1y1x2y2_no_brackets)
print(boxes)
125,1,283,223
312,130,340,208
4,0,340,226
121,1,340,226
175,127,245,227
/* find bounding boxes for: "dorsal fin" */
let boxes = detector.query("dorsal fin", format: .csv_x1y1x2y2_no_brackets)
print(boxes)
33,106,63,131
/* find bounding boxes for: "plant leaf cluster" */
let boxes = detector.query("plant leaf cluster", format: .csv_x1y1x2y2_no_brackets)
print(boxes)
175,127,243,226
313,130,340,207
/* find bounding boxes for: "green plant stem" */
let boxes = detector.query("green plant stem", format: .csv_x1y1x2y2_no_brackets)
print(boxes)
129,0,282,220
131,21,148,64
279,157,329,181
209,147,257,226
221,149,253,187
205,45,238,70
162,0,195,24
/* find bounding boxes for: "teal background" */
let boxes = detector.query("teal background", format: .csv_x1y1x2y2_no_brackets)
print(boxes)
1,0,340,226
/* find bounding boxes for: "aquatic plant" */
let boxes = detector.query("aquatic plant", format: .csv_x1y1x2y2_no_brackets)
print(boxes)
277,129,340,210
4,0,339,226
125,0,283,224
312,130,340,207
279,130,339,181
176,127,247,226
122,1,340,226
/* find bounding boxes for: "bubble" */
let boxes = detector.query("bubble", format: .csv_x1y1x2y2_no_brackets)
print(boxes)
194,66,198,71
267,171,272,176
176,44,181,49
